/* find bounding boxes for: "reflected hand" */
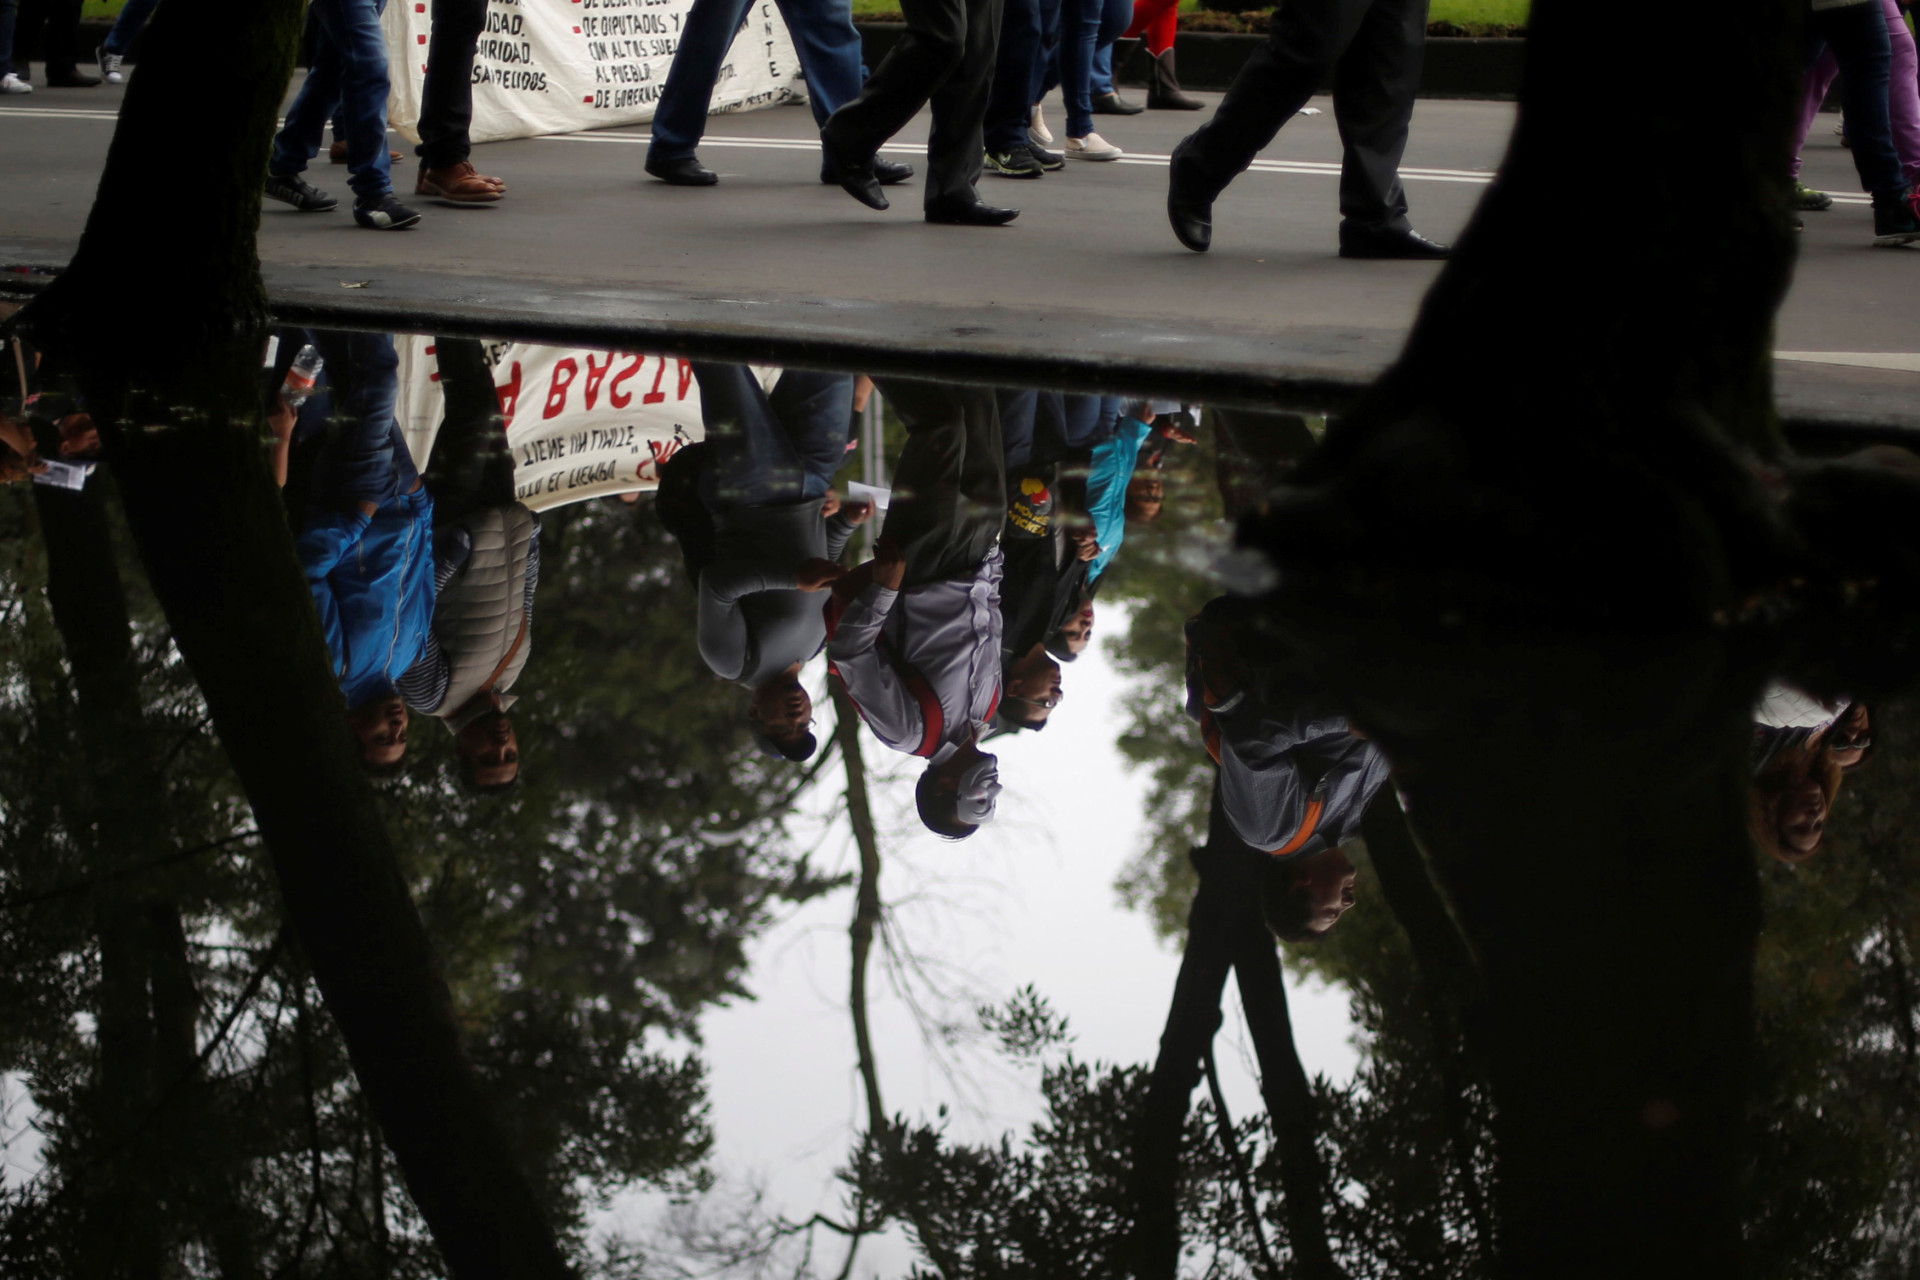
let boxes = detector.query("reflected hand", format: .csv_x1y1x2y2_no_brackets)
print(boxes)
267,395,297,444
872,536,906,591
822,488,842,518
57,413,100,458
797,558,847,592
1067,526,1098,561
841,499,875,526
1156,422,1199,445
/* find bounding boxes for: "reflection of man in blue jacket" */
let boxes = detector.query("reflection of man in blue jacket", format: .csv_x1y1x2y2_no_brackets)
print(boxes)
283,330,437,774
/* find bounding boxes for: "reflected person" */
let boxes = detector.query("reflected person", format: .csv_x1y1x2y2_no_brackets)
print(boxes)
1185,595,1388,939
393,338,536,792
690,363,860,761
829,380,1005,837
277,330,436,775
1751,684,1871,863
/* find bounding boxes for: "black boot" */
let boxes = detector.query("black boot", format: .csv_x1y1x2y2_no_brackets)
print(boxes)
1146,48,1203,110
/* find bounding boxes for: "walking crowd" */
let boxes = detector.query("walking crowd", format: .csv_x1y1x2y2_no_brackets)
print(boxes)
6,0,1919,244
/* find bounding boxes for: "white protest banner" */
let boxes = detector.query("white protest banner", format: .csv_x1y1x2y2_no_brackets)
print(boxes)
394,338,782,511
382,0,808,145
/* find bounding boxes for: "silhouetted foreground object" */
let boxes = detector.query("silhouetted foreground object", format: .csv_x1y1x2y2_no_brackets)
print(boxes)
1224,0,1920,1275
3,0,573,1271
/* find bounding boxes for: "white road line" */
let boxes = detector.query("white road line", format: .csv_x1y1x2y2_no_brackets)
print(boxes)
1777,350,1920,371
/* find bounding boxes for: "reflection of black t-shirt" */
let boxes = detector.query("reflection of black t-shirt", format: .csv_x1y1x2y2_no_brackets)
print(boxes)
999,530,1088,671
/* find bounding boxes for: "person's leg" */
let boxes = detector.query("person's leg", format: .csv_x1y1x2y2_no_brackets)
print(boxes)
874,379,1001,585
1172,0,1364,201
648,0,755,162
424,337,514,522
308,0,395,204
767,370,855,499
40,0,80,74
692,363,808,508
1060,0,1098,138
101,0,159,56
272,29,344,177
775,0,866,126
997,388,1039,471
416,0,488,169
1792,48,1840,182
1127,0,1177,53
1329,0,1427,236
308,330,407,509
1032,0,1060,101
1882,0,1920,187
986,0,1042,154
1815,3,1903,195
0,0,19,78
822,0,970,166
921,0,1000,207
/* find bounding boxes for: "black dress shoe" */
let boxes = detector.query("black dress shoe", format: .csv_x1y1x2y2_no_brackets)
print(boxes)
1338,225,1451,260
821,154,915,186
645,153,719,186
1091,91,1144,116
1166,139,1212,252
821,129,889,210
924,197,1019,226
45,65,101,87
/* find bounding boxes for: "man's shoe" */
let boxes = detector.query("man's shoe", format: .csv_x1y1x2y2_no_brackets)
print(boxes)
417,161,505,203
1794,180,1833,212
1065,132,1123,161
264,171,339,212
646,153,719,186
1338,225,1451,259
985,146,1045,179
925,197,1019,226
1167,137,1212,252
44,65,100,87
1028,104,1054,146
330,140,405,164
1091,91,1144,116
0,73,30,95
353,193,423,229
821,129,889,210
1871,189,1920,246
98,51,124,83
1030,142,1065,171
821,154,914,185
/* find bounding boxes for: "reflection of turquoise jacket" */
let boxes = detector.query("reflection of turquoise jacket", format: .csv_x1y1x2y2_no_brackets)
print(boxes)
1084,416,1153,583
296,488,437,710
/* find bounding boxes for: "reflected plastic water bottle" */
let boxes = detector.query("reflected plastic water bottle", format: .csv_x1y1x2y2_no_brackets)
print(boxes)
282,345,324,409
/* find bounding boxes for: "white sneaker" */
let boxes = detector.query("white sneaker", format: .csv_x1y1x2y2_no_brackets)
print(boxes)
1065,133,1122,161
1028,104,1054,146
0,73,30,95
99,52,125,83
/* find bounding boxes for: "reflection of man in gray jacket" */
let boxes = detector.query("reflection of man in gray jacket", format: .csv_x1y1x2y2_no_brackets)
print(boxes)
397,338,537,791
692,363,864,761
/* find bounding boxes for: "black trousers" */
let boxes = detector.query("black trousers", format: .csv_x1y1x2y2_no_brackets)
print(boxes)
13,0,83,73
416,0,487,168
424,337,516,524
1174,0,1427,232
875,378,1005,586
823,0,1003,209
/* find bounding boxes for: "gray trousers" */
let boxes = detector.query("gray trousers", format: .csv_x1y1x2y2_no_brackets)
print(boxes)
822,0,1003,209
1174,0,1428,232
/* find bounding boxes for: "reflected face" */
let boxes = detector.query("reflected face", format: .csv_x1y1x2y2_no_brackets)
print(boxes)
1125,476,1164,522
750,677,814,746
457,714,521,788
1295,849,1359,934
348,696,409,767
1058,602,1095,655
1005,645,1063,725
1827,705,1871,770
1779,778,1829,856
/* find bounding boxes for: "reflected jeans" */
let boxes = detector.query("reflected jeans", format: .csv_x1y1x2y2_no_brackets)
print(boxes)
650,0,865,161
302,330,416,510
694,364,852,508
424,337,515,523
101,0,160,56
873,378,1005,586
271,0,394,203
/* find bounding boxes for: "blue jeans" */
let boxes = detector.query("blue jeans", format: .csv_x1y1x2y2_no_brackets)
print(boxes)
0,0,17,71
1809,4,1904,198
302,330,416,508
694,364,852,507
1060,0,1128,137
271,0,393,202
101,0,160,56
650,0,865,162
1091,43,1113,96
987,0,1060,151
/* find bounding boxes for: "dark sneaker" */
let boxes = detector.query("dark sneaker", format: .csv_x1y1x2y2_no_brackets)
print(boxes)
1871,189,1920,246
264,171,338,212
1030,143,1065,172
353,193,422,230
1793,180,1833,212
985,146,1044,179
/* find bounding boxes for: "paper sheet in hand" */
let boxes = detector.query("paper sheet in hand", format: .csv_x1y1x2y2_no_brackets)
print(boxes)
846,482,891,511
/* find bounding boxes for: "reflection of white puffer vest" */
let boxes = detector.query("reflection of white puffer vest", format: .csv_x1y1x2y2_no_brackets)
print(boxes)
437,504,538,723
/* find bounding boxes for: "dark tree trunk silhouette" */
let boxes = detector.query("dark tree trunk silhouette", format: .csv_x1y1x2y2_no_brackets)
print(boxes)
1132,783,1340,1280
8,3,574,1275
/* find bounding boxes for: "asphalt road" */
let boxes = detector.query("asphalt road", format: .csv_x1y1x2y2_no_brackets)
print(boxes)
3,68,1918,423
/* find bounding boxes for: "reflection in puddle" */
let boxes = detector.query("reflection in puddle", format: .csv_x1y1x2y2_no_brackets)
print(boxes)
1,321,1918,1277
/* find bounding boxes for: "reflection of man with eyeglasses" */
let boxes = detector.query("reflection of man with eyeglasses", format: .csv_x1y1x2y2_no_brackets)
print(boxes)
828,379,1005,840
